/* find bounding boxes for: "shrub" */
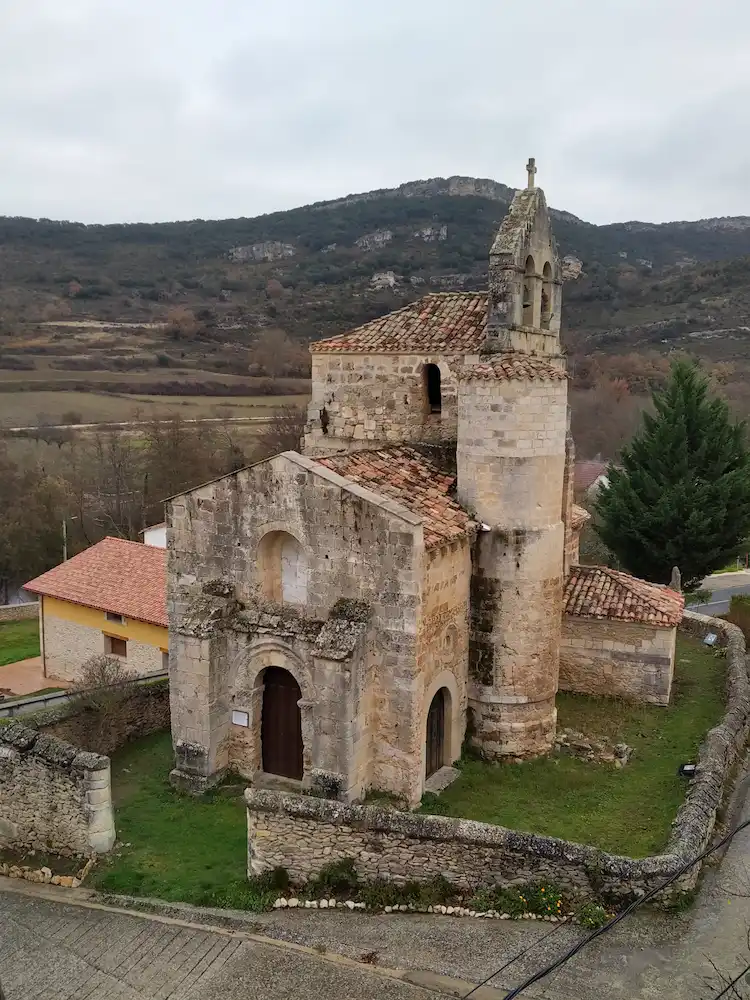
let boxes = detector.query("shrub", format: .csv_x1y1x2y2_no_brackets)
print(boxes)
71,654,137,713
307,858,359,896
576,901,610,929
522,882,564,918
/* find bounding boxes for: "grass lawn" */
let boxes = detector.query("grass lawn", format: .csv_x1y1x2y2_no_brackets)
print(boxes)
0,618,40,666
91,731,249,905
424,635,726,857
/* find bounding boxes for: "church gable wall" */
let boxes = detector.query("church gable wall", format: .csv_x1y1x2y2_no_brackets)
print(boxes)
304,353,469,456
167,455,428,799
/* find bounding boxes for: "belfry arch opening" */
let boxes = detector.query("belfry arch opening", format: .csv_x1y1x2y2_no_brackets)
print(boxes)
423,363,442,415
523,255,536,327
541,262,552,330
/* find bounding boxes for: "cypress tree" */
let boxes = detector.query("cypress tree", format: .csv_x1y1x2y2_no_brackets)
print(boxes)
594,360,750,589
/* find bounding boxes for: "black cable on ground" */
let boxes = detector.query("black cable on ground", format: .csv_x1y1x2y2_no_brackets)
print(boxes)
710,959,750,999
461,916,574,1000
468,816,750,1000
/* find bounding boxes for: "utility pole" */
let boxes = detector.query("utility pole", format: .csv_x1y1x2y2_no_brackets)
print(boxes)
62,518,67,562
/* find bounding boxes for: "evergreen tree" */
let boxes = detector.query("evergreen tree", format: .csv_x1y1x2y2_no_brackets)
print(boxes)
594,360,750,589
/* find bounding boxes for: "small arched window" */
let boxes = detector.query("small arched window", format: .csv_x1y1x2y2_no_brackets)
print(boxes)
541,262,552,330
258,530,308,605
424,363,442,415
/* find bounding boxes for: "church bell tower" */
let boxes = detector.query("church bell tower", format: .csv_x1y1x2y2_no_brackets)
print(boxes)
457,161,568,758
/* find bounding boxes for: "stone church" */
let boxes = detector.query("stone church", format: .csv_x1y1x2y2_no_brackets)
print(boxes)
167,162,684,806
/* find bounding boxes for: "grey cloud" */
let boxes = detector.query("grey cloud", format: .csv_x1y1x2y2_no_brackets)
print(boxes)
0,0,748,224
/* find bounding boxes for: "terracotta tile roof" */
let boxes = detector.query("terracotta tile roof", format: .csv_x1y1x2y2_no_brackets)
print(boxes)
575,460,609,492
457,355,567,382
563,565,684,627
570,504,591,530
310,292,488,354
316,447,474,549
25,537,167,628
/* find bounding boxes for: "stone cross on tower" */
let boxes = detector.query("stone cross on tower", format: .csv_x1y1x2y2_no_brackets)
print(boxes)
526,157,537,189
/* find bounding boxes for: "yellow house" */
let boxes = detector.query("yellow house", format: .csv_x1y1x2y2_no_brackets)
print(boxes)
25,537,168,683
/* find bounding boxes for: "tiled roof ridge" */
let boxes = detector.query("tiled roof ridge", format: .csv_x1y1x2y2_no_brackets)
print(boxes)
563,564,684,627
457,354,567,382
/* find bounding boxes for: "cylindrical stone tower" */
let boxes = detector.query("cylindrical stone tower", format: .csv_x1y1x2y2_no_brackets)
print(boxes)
457,355,568,757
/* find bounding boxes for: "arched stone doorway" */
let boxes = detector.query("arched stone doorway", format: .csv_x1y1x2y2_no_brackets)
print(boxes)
261,667,303,779
426,687,449,778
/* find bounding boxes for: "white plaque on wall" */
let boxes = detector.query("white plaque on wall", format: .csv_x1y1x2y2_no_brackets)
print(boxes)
231,710,250,727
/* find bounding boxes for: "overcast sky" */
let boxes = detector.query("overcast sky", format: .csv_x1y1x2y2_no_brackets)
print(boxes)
1,0,748,227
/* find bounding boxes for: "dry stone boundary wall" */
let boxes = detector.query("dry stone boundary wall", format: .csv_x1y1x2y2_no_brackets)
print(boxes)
0,722,115,858
0,602,38,623
246,610,750,905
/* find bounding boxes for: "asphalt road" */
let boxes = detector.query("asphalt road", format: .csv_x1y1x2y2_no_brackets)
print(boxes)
690,571,750,615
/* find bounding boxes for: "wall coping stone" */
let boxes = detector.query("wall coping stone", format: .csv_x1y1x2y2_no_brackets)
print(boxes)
0,721,109,772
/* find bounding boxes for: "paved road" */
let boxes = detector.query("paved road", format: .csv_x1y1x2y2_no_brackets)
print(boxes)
0,888,431,1000
690,571,750,616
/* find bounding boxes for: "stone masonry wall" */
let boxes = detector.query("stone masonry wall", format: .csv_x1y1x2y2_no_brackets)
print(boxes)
246,612,750,906
0,721,115,857
43,614,163,682
304,352,469,456
0,602,38,623
560,617,676,706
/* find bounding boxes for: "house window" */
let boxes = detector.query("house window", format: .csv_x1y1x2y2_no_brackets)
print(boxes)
105,635,127,658
424,364,442,414
106,612,124,624
162,650,169,671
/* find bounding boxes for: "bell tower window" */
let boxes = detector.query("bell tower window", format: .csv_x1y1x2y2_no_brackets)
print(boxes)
424,364,442,415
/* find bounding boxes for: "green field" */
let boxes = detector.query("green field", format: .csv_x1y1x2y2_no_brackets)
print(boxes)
0,389,308,427
0,618,41,667
424,635,725,856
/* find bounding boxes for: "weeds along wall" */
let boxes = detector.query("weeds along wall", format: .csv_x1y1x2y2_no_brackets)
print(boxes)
246,611,750,906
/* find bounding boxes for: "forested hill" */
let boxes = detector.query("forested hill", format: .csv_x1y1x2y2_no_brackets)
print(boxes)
1,174,750,348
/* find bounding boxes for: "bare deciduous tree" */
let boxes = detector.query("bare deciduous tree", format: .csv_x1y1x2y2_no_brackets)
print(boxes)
253,406,306,460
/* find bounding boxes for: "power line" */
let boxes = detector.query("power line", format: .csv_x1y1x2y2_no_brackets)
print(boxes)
489,817,750,999
710,960,750,999
462,917,574,1000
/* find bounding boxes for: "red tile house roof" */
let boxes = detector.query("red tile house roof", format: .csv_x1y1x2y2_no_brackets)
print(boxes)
575,460,609,492
563,565,684,627
311,292,489,354
457,355,567,382
25,537,167,628
317,447,475,549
